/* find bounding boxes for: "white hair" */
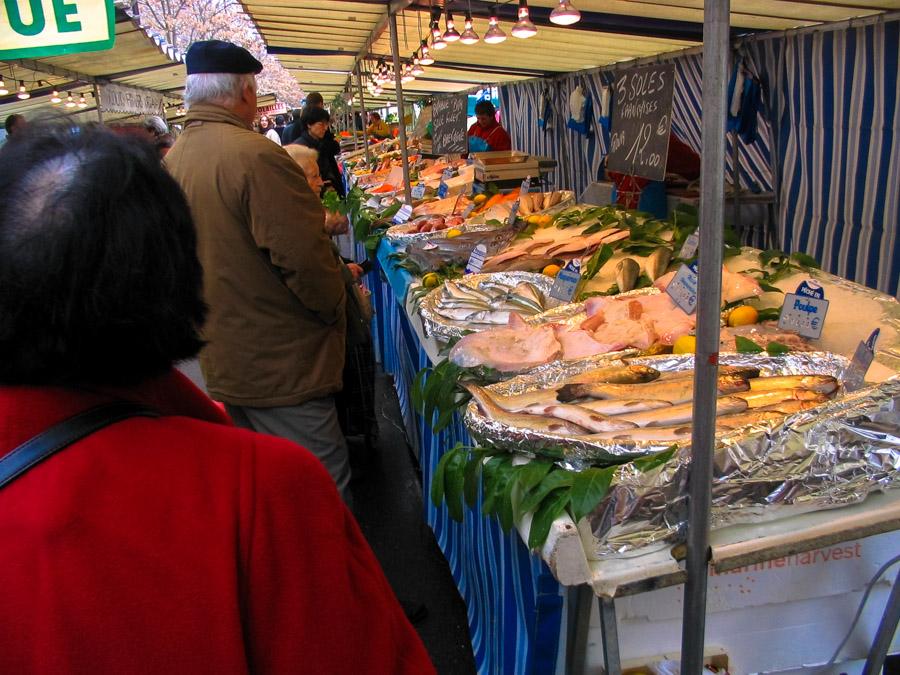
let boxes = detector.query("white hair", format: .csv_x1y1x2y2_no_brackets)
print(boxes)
283,144,318,177
183,73,257,109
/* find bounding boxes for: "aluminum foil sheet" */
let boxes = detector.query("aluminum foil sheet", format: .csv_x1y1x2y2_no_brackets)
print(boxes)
463,352,858,466
386,217,502,245
466,191,576,225
419,272,555,341
583,375,900,559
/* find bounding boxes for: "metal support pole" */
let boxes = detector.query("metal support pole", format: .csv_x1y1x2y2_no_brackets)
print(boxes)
861,571,900,675
565,585,595,675
93,83,103,124
356,67,372,165
680,0,729,672
731,130,741,236
388,12,413,205
599,597,622,674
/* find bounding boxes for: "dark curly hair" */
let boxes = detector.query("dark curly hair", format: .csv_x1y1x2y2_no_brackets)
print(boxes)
300,106,330,130
0,122,207,386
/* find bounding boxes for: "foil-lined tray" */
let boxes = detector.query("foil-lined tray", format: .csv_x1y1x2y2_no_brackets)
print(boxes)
418,272,554,340
582,374,900,559
386,216,502,245
463,352,856,465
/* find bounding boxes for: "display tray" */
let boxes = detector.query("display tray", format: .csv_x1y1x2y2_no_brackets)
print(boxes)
472,150,531,165
385,216,501,245
463,352,860,466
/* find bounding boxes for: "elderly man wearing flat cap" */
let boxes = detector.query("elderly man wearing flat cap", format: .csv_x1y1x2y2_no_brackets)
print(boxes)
166,40,353,501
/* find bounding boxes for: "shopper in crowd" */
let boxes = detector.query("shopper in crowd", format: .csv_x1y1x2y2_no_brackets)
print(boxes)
280,107,303,145
0,121,434,674
285,145,379,449
259,113,282,145
297,91,344,192
165,40,353,502
4,113,26,139
467,99,511,152
292,106,345,197
274,113,286,141
366,111,392,140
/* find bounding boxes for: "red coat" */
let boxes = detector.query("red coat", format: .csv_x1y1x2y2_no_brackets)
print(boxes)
467,119,512,152
0,370,435,674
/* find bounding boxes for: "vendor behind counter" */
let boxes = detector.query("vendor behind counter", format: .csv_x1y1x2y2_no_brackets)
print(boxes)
607,134,701,218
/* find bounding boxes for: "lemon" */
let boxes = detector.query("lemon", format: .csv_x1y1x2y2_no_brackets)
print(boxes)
526,215,541,226
672,335,697,354
446,228,463,239
422,272,441,289
538,215,554,228
727,305,759,327
542,264,562,278
473,193,488,205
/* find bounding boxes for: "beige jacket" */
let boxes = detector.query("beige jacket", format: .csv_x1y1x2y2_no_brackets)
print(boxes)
166,104,346,406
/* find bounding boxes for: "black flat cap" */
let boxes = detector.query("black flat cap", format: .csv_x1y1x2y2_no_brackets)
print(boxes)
186,40,263,75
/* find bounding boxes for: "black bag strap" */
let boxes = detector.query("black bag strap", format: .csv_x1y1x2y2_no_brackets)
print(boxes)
0,401,160,490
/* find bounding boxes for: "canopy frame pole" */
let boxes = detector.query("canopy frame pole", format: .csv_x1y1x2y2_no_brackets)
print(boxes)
93,84,103,124
680,0,729,672
388,11,413,205
356,67,372,165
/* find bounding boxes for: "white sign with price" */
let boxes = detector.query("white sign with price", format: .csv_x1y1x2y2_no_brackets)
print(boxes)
549,259,582,303
411,184,426,199
679,230,700,259
666,262,699,314
778,279,829,339
465,244,488,274
392,204,413,224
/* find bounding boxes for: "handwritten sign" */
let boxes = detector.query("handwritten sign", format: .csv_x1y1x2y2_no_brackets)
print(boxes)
666,262,699,314
607,63,675,182
431,94,468,155
98,83,164,116
0,0,114,59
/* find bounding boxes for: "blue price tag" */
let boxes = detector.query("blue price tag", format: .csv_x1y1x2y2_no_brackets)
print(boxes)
778,279,829,339
442,168,455,180
437,181,449,198
549,259,581,302
472,182,486,195
666,262,699,314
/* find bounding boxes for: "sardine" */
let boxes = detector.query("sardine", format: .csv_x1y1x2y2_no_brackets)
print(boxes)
585,425,694,443
616,257,641,292
513,282,545,308
465,384,588,435
735,388,828,408
519,403,637,433
747,375,838,395
644,247,672,281
563,364,661,386
558,375,750,404
617,396,748,428
580,399,673,415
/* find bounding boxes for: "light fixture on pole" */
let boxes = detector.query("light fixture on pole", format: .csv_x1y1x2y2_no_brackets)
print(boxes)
411,53,425,76
460,10,479,44
50,89,62,103
65,93,76,108
483,6,507,44
419,39,435,65
511,0,537,38
442,10,461,42
17,80,30,99
549,0,581,25
401,63,415,83
78,94,88,108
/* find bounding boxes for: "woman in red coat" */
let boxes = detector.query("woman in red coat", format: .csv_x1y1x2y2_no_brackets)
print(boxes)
0,123,435,675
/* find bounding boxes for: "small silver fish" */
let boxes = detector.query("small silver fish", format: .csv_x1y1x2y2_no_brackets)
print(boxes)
616,257,641,292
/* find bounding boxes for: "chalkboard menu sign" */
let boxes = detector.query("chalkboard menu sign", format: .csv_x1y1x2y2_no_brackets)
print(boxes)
431,94,468,155
606,63,675,182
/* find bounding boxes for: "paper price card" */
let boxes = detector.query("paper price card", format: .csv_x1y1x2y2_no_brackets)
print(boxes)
465,244,488,274
442,168,455,180
666,262,698,314
679,230,699,259
411,184,426,199
507,200,520,226
778,279,829,339
437,181,449,199
392,204,413,224
844,328,880,391
520,176,532,197
549,259,582,303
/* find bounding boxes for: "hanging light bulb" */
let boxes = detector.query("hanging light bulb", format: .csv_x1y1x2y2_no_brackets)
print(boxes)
430,19,441,41
431,22,447,50
0,77,8,96
50,89,62,103
374,85,383,96
412,53,425,76
484,6,507,44
442,10,461,42
401,63,414,84
549,0,581,25
65,93,76,108
419,39,434,65
460,11,479,44
17,81,30,99
78,94,87,108
511,0,537,38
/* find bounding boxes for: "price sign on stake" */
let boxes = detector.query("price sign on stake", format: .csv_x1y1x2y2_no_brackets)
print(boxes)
411,184,426,200
778,279,829,339
679,230,700,259
549,259,582,303
507,199,520,226
462,203,476,218
442,168,455,181
520,176,532,197
666,262,699,314
844,329,880,391
392,204,413,224
437,181,449,199
465,244,488,274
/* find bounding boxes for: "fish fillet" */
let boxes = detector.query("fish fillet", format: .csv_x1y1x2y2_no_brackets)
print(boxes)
449,324,561,372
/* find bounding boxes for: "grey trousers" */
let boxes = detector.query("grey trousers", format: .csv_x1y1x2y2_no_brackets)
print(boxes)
225,397,351,503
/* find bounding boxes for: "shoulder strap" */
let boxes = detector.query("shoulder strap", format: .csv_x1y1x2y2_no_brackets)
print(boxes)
0,402,159,490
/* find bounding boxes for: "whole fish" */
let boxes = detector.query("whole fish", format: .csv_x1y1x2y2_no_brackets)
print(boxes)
644,247,672,282
616,258,641,292
563,364,661,386
748,374,838,395
558,374,750,404
585,425,694,443
465,384,588,435
484,388,562,412
656,366,761,381
580,398,673,415
735,388,828,409
617,396,748,428
716,410,786,431
513,282,545,308
437,308,510,324
519,403,637,433
757,397,828,413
